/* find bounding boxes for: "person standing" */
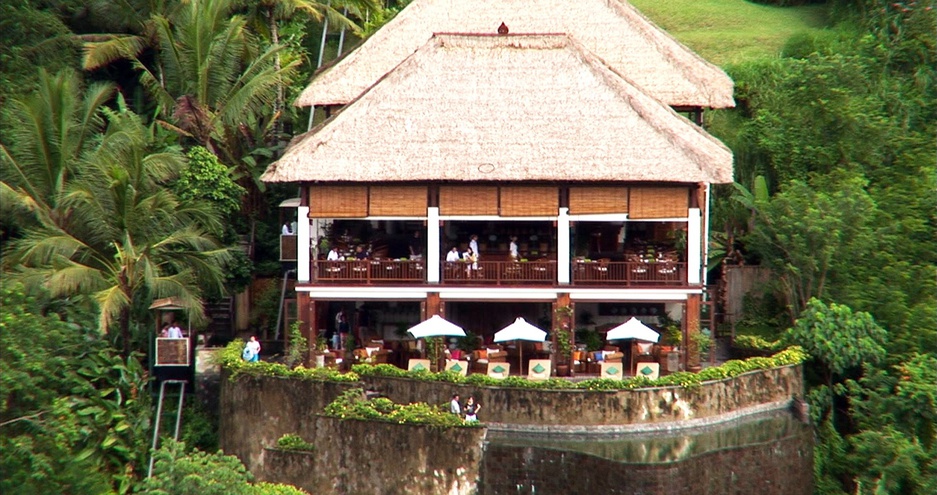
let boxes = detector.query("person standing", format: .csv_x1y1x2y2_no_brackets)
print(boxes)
509,236,519,260
333,309,345,349
469,235,480,260
281,222,292,235
450,394,462,416
464,396,481,422
243,336,261,362
338,312,351,350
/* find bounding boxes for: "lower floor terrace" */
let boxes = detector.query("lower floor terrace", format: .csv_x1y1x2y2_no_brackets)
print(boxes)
281,291,717,378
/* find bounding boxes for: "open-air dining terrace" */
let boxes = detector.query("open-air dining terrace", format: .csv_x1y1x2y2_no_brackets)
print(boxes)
311,258,688,286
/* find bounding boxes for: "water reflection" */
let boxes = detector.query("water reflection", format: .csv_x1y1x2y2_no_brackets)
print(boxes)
481,410,813,495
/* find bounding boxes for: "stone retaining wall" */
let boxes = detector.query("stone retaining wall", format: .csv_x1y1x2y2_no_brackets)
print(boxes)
220,365,803,493
259,418,485,495
359,364,803,426
218,371,356,472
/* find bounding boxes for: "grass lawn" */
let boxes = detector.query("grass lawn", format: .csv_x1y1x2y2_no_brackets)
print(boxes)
630,0,830,67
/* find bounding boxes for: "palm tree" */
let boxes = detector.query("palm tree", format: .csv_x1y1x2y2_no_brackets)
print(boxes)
0,70,114,230
237,0,380,125
2,77,232,355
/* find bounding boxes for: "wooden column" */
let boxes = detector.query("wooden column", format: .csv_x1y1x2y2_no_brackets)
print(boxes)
686,294,702,372
297,292,314,345
423,293,443,318
552,294,573,375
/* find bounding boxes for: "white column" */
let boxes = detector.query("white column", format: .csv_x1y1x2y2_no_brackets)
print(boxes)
427,207,440,283
703,183,712,283
297,206,311,282
557,207,570,284
687,208,702,285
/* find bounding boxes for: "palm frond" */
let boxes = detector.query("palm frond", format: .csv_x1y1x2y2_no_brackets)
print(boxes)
81,35,149,71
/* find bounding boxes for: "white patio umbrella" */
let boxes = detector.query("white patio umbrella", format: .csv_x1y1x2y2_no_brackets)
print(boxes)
606,317,660,343
406,315,466,364
607,317,660,375
494,317,547,374
406,315,466,339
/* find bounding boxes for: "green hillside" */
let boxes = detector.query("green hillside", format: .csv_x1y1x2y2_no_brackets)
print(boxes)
630,0,829,66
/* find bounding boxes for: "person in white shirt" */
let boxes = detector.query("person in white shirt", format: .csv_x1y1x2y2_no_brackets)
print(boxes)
281,222,292,235
450,394,461,415
445,247,461,262
469,235,480,260
327,247,340,261
167,322,184,338
243,336,261,362
509,236,519,260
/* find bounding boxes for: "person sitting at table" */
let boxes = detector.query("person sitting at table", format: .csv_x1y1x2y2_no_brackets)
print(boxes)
281,222,292,235
327,247,340,261
354,245,368,260
409,231,423,260
446,246,461,262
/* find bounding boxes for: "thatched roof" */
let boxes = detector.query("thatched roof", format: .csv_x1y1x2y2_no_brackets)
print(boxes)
262,34,733,185
296,0,734,109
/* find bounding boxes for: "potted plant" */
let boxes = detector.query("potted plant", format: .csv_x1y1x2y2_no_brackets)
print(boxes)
691,330,714,362
662,325,682,351
554,327,573,376
553,305,574,376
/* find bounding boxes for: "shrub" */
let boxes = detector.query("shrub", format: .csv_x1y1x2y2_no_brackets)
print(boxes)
734,334,784,352
323,389,477,428
219,341,359,383
275,434,314,452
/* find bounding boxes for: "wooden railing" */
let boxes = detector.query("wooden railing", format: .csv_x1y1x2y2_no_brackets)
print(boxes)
440,260,556,285
315,260,424,283
570,260,686,286
311,259,688,286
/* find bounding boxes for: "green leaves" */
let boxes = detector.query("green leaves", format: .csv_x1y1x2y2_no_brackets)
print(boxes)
785,298,887,378
323,389,472,428
0,284,151,494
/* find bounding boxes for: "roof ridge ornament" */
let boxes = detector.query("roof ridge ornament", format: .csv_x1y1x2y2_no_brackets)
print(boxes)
497,22,509,35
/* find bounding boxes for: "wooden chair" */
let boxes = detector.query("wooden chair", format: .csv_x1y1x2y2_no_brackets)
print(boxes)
486,361,511,379
407,359,431,372
471,346,507,374
527,359,551,381
444,359,469,376
635,362,660,380
600,361,624,380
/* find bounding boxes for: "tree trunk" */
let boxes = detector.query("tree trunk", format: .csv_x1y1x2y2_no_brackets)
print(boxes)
269,11,284,138
120,309,132,358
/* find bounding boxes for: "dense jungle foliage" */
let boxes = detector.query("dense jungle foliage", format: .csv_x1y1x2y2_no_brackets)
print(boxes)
0,0,934,493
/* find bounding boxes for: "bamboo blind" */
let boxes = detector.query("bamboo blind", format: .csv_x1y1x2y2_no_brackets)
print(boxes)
628,187,689,219
568,187,629,214
439,186,498,215
499,186,558,216
368,186,427,216
308,185,368,217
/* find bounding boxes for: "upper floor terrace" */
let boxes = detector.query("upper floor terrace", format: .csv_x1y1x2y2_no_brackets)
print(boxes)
279,182,708,290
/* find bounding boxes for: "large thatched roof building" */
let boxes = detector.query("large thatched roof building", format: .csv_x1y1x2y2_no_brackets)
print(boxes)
297,0,735,109
264,34,732,184
265,1,735,376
